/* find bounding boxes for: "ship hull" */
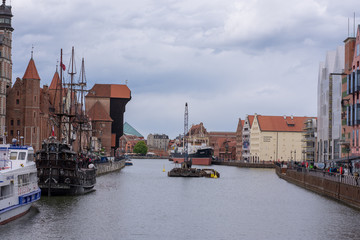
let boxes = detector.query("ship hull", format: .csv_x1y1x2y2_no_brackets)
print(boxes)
170,157,212,166
0,189,41,225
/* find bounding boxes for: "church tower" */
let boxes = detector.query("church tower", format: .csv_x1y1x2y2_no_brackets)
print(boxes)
0,0,13,140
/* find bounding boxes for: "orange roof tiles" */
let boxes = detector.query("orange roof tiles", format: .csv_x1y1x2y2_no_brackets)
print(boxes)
256,115,313,132
23,58,40,80
87,84,131,99
49,71,60,90
87,101,113,122
241,120,245,127
248,115,255,128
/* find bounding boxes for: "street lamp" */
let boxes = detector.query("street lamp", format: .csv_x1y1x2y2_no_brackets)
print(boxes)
294,150,296,162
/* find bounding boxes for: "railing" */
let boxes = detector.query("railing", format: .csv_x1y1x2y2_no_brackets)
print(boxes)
284,165,360,187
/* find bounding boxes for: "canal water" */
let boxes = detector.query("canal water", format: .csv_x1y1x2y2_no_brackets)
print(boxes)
1,159,360,240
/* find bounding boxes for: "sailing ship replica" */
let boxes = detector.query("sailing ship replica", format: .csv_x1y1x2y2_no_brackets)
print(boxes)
36,48,96,196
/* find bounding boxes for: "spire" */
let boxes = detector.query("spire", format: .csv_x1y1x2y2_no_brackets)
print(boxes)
49,71,60,90
23,58,40,80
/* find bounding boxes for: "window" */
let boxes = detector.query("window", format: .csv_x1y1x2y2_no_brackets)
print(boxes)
16,99,19,104
10,119,13,126
10,152,17,160
18,152,26,160
10,130,13,136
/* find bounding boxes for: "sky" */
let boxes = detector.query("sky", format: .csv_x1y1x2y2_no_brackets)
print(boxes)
9,0,360,138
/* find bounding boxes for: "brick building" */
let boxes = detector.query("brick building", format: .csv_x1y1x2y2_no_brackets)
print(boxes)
85,84,131,156
209,132,237,161
6,56,53,150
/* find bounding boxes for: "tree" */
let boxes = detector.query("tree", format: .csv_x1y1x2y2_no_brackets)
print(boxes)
133,141,148,155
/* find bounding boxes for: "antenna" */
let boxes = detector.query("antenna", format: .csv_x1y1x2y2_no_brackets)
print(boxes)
31,44,34,59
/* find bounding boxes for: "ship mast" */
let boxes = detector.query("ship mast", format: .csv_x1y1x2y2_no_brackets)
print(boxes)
67,47,77,145
58,49,63,139
78,58,87,152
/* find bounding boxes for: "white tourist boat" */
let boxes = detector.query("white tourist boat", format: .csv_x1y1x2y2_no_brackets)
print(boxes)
0,143,41,225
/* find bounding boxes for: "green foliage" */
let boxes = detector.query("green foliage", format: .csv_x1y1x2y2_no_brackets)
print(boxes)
133,141,148,155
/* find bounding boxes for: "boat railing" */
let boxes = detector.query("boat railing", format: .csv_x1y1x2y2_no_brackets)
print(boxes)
0,159,12,170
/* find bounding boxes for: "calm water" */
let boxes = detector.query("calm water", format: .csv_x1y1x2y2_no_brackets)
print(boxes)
1,159,360,240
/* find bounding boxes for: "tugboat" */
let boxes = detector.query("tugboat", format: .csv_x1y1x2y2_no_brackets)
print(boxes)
0,141,41,225
36,137,96,196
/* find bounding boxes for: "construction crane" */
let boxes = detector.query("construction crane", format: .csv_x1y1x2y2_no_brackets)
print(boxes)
182,103,192,169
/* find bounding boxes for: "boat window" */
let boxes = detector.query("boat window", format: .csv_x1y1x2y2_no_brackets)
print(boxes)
10,152,17,160
27,153,34,162
19,152,26,160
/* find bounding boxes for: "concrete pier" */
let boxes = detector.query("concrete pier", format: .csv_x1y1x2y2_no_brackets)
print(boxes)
95,161,125,176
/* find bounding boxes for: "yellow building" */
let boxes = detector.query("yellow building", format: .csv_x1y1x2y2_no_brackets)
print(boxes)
249,114,315,162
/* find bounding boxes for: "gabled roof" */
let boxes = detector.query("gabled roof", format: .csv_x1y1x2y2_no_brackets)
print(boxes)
247,115,255,128
49,71,60,90
256,115,313,132
87,101,113,122
86,84,131,99
23,58,40,80
123,122,143,137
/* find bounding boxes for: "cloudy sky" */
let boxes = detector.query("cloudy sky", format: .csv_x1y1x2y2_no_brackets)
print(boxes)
10,0,358,138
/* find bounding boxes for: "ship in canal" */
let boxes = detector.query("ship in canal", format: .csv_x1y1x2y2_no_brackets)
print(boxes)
168,103,219,178
36,48,96,196
0,142,41,225
169,145,215,166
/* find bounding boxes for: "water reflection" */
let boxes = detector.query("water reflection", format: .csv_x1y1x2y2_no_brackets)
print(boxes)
1,159,360,240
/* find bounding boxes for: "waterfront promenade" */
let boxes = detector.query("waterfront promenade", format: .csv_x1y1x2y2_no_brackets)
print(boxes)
275,163,360,210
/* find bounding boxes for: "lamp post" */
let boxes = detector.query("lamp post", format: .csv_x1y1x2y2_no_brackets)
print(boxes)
294,150,296,162
290,150,293,161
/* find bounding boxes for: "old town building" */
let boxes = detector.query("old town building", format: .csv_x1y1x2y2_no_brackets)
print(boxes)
242,115,254,162
209,131,236,161
6,57,44,149
0,1,13,141
147,133,169,151
249,114,315,162
85,84,131,156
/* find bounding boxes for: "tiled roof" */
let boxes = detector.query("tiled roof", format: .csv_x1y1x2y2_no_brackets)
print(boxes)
23,58,40,80
248,115,255,128
123,122,143,137
241,120,245,127
256,115,313,132
87,101,113,122
87,84,131,99
49,71,60,90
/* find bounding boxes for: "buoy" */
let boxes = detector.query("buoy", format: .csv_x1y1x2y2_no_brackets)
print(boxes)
163,164,165,172
214,171,218,179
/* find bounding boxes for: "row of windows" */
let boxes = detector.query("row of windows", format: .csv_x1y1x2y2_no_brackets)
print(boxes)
347,70,360,94
346,104,360,126
0,18,11,24
10,119,20,126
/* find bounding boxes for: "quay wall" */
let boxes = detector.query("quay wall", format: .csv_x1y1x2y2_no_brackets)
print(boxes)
212,161,275,168
275,166,360,210
95,161,125,176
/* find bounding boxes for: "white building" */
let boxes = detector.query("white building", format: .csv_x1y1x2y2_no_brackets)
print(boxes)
317,46,344,162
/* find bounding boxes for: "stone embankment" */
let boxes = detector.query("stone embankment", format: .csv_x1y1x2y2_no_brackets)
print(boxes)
212,161,275,168
275,164,360,210
95,160,125,176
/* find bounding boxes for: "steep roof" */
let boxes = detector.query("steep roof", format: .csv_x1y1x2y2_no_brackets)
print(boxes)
87,101,113,122
49,71,60,90
123,122,143,137
248,115,255,128
86,84,131,99
256,115,312,132
23,58,40,80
